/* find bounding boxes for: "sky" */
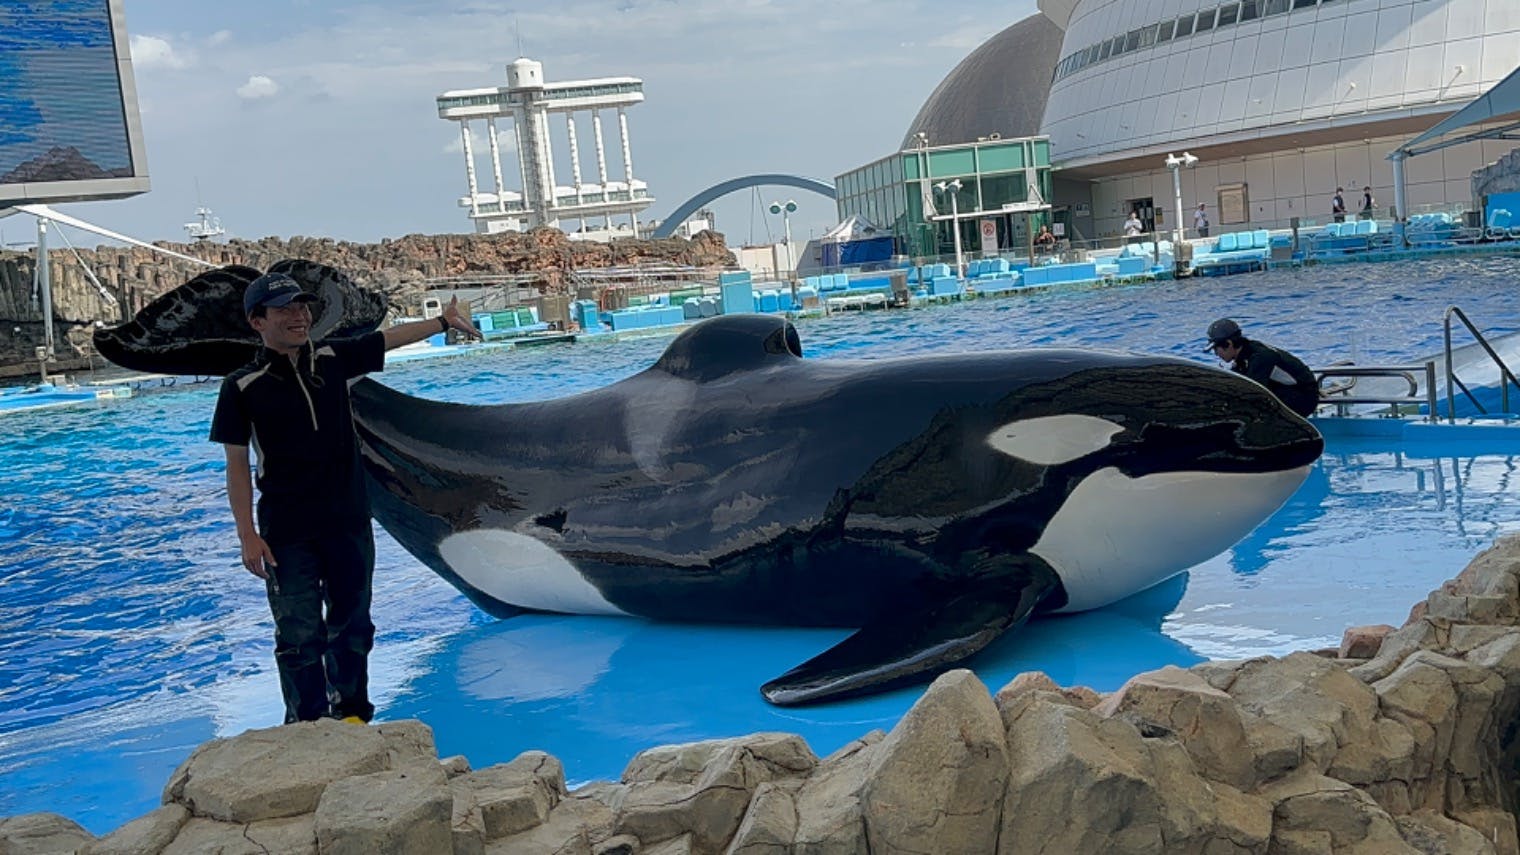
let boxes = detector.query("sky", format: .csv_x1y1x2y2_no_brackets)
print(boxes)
24,0,1043,251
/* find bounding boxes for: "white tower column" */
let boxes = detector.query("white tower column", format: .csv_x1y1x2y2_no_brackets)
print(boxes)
459,120,481,217
592,110,612,227
566,113,584,201
513,119,529,207
618,108,636,234
617,107,634,185
592,110,610,185
542,107,559,216
519,100,554,226
486,117,508,204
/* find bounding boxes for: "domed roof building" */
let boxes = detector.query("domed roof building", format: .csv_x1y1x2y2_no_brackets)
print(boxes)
899,14,1065,150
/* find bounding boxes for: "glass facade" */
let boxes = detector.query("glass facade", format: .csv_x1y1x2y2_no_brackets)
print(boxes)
835,137,1054,260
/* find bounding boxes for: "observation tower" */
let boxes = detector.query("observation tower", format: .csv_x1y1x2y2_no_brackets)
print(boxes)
436,58,653,237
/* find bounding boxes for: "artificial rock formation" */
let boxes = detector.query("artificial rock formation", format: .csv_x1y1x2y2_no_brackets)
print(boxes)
1473,149,1520,214
0,228,735,375
5,533,1520,854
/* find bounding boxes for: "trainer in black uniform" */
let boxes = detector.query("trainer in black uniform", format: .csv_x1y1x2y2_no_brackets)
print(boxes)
210,271,478,724
1204,318,1319,418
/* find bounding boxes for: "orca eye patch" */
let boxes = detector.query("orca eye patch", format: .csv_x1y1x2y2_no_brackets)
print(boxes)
986,415,1125,465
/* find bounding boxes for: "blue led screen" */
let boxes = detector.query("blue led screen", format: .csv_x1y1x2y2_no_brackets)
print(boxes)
0,0,147,203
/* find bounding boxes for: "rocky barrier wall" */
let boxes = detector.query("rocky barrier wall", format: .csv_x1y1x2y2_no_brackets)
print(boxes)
4,533,1520,854
0,228,735,377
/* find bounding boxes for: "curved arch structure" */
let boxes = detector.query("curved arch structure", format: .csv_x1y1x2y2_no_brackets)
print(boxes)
652,174,836,238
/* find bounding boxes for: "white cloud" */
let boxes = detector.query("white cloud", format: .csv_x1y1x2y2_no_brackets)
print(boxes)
443,126,519,157
928,26,999,51
236,75,280,100
130,34,189,70
207,30,232,47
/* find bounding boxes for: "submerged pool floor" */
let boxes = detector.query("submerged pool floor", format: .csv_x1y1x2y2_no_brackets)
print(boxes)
1,258,1518,832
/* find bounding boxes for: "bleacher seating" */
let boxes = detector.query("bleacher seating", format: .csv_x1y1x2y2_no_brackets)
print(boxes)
1306,220,1381,256
800,272,896,301
1192,229,1270,272
480,306,550,340
603,304,687,331
1095,240,1174,277
1404,212,1461,246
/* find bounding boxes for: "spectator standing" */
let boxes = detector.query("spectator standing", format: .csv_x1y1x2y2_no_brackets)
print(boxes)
1193,203,1210,238
1332,188,1347,223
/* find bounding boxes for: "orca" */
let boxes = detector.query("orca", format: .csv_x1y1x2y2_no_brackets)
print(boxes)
95,263,1324,706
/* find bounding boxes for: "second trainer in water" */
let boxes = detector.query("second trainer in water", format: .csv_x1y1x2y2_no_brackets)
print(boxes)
1205,318,1319,417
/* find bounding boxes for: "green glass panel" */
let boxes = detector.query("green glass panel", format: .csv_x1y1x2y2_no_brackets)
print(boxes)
976,144,1025,172
903,155,920,179
1033,140,1051,166
928,148,976,177
979,174,1027,208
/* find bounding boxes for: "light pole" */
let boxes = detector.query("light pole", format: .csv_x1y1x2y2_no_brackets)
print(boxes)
1164,151,1198,247
934,179,964,279
768,199,797,305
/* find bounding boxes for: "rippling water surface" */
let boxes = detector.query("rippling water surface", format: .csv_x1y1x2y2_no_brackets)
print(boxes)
2,257,1518,832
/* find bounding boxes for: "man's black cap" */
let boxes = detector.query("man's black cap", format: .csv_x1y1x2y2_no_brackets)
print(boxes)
243,272,318,316
1204,318,1241,351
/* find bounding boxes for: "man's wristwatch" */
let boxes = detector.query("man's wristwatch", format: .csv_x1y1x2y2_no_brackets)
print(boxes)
438,316,450,333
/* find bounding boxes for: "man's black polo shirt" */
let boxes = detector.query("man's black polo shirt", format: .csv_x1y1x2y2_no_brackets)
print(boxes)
209,333,385,543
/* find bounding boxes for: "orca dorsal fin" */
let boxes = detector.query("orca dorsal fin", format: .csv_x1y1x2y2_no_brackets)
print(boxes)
652,315,803,382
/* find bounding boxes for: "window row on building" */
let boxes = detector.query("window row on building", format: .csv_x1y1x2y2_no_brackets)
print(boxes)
1054,0,1346,83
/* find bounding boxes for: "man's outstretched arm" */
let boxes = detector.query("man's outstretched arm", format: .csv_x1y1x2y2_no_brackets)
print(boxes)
382,296,481,351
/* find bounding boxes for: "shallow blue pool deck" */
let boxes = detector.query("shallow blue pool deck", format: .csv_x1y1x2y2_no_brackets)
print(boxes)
1,256,1518,833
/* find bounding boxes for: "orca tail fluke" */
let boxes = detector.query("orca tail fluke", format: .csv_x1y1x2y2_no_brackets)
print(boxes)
92,259,389,376
759,555,1063,706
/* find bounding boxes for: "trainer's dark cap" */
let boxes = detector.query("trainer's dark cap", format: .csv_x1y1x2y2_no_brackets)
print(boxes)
243,273,318,315
1204,318,1241,351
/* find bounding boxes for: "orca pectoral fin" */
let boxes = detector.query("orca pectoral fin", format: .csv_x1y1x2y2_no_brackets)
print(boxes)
760,556,1062,706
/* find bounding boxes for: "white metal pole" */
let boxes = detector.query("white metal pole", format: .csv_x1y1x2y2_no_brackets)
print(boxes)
1172,164,1186,246
783,210,796,306
950,189,964,279
783,211,794,278
36,217,54,360
1390,150,1409,246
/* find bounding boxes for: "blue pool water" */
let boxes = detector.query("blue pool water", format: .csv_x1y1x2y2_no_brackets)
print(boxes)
2,257,1519,833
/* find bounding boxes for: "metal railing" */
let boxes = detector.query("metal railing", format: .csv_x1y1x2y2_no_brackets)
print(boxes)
1443,305,1520,420
1314,362,1439,421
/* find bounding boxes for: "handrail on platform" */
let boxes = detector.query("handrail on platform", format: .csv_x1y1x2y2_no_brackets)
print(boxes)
1314,362,1439,422
1443,306,1520,421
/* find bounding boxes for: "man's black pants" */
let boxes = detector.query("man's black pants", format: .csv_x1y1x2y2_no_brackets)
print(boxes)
265,526,376,723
